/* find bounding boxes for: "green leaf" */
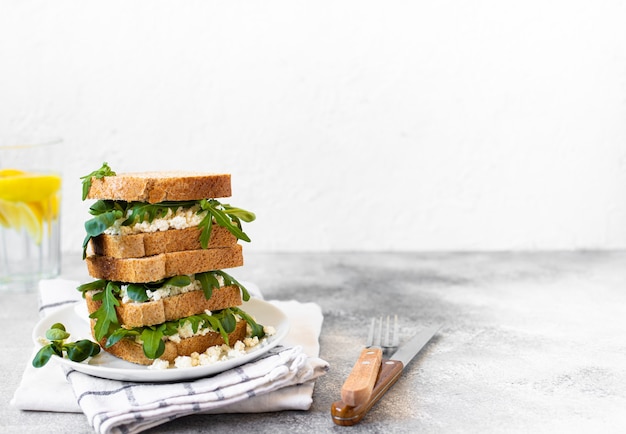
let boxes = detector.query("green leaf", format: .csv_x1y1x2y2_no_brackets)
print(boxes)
32,324,100,368
77,279,107,294
46,328,70,341
164,275,192,287
126,284,149,302
232,307,265,339
105,328,139,348
32,345,57,368
141,326,166,359
207,203,249,242
163,322,180,336
50,323,66,331
82,208,124,259
196,272,220,299
199,199,253,244
197,212,213,249
215,270,250,301
204,314,230,345
65,340,100,363
222,204,256,222
220,311,237,334
84,210,124,236
183,315,205,334
90,282,120,342
123,201,192,226
89,199,111,213
80,162,116,200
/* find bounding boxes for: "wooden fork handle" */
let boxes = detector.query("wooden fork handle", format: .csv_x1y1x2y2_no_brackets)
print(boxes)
340,347,383,407
332,359,404,426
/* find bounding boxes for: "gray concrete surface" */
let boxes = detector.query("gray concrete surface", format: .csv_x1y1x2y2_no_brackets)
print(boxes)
2,251,625,433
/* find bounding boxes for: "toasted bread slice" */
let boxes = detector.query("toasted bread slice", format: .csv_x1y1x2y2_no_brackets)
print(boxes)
95,319,248,365
86,172,231,203
85,284,243,328
86,245,243,282
90,225,237,258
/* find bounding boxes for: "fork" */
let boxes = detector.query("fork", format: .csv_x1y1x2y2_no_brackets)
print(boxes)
378,315,399,358
341,315,399,407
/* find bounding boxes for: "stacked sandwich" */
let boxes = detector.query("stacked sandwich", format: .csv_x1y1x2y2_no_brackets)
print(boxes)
77,163,264,366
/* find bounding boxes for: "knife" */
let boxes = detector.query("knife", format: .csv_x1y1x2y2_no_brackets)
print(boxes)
330,324,442,426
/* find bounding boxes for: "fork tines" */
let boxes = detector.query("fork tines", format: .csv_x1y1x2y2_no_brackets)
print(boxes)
368,315,398,357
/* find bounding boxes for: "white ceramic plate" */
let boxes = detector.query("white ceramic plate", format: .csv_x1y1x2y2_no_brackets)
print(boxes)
32,298,289,382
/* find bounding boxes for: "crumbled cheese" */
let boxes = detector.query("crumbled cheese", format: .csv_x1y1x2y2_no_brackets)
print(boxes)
148,359,171,370
120,275,224,304
168,317,217,344
104,205,206,236
171,331,273,369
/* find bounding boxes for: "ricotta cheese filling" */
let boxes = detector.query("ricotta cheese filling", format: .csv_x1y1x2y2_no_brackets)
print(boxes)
166,310,232,344
104,204,206,236
119,274,225,304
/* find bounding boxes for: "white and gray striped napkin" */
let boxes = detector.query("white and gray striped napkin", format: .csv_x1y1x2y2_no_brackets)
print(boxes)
12,279,329,434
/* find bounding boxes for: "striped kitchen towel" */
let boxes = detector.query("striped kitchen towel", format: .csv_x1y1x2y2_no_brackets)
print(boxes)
66,345,327,434
12,279,329,434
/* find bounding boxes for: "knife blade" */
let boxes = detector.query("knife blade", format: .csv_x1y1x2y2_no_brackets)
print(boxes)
330,324,442,426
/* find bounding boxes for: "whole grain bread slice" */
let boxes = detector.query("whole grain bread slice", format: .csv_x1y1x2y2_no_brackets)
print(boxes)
90,225,237,258
86,171,232,203
86,245,243,282
94,319,248,365
85,284,243,328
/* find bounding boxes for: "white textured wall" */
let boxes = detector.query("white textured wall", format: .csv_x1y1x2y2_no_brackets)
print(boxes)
2,1,626,252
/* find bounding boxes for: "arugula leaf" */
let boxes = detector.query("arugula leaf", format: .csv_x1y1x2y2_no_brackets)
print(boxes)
123,201,179,226
80,162,116,200
105,328,139,348
80,196,254,256
77,279,107,295
90,282,121,341
196,271,220,299
183,315,205,334
198,211,213,249
215,270,251,301
232,307,265,339
203,314,230,345
200,199,251,244
221,204,256,225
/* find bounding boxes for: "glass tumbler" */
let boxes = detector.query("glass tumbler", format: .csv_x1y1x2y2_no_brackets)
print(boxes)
0,137,63,291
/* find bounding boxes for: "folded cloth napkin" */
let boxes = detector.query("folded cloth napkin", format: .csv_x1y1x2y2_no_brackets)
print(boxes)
12,279,329,434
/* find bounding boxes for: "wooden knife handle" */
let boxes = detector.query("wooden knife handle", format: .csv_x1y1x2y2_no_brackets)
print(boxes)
340,347,383,407
331,359,404,426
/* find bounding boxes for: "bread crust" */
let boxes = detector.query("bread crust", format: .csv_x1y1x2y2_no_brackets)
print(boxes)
86,172,232,203
96,319,248,365
90,225,237,258
85,284,243,328
86,245,243,282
